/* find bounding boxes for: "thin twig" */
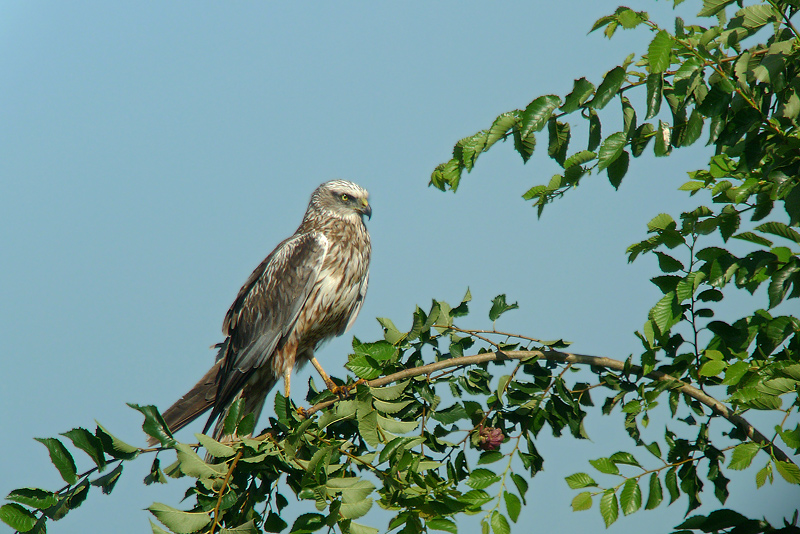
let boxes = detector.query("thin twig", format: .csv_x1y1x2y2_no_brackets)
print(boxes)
302,349,794,464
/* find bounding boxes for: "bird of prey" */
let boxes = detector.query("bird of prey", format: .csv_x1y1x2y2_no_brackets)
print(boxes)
153,180,371,442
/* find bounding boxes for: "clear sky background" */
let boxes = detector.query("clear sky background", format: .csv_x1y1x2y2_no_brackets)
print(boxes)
1,1,798,533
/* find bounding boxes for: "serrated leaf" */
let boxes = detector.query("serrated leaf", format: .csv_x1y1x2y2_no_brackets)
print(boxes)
728,443,761,470
520,95,561,139
346,355,382,380
600,490,619,527
427,518,458,534
91,463,123,494
62,428,106,471
195,433,236,459
590,67,626,110
377,414,419,434
489,294,519,322
698,0,737,17
485,111,520,151
221,519,259,534
597,132,627,171
589,457,619,475
645,473,663,509
646,74,663,119
775,461,800,484
699,360,727,377
571,492,593,512
620,479,642,515
370,380,410,401
0,503,37,532
339,498,373,519
148,503,211,534
490,510,510,534
128,404,173,446
565,472,598,489
561,78,596,114
504,491,521,522
6,488,59,510
35,437,77,485
648,31,673,73
755,222,800,245
467,469,501,490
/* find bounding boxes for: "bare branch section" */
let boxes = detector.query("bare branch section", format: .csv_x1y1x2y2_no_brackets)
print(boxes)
304,350,794,464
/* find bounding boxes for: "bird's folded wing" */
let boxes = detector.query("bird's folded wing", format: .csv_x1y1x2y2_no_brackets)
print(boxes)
214,231,329,410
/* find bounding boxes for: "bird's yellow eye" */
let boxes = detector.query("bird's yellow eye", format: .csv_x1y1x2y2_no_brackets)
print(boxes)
340,193,351,201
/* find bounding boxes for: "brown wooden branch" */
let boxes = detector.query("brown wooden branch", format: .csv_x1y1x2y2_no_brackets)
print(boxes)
303,349,794,465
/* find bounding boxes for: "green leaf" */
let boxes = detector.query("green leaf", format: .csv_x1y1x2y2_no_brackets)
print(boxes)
563,150,596,169
485,111,520,151
648,31,672,73
346,355,382,380
732,232,773,247
565,472,598,489
728,443,761,470
427,518,458,534
520,95,561,139
478,451,504,465
195,433,236,459
0,503,37,533
620,479,642,515
290,513,326,533
755,222,800,245
95,423,139,460
665,467,680,503
699,359,727,377
597,132,627,171
6,488,59,510
348,522,379,534
599,490,619,528
377,414,419,434
148,503,212,534
466,468,502,490
371,380,410,401
588,109,602,151
571,492,593,512
62,428,106,470
589,457,619,475
490,510,511,534
128,404,173,446
775,461,800,484
340,499,373,520
173,443,227,479
504,491,521,522
645,473,663,510
654,120,671,156
561,78,595,114
221,520,259,534
489,294,519,322
91,463,123,495
610,451,641,467
35,437,77,485
646,74,663,119
698,0,737,17
589,67,625,110
735,4,780,30
654,251,684,273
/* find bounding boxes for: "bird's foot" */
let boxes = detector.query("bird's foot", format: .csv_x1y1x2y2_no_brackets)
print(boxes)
296,406,309,419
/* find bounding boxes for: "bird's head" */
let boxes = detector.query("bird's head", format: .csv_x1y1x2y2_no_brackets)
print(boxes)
311,180,371,222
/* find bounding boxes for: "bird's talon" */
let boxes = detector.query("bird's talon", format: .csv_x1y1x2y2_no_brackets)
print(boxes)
296,406,308,419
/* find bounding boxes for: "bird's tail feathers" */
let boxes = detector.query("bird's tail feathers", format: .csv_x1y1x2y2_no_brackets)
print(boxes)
146,360,221,446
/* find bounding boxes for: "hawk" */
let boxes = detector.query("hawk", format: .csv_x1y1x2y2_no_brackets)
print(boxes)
153,180,371,442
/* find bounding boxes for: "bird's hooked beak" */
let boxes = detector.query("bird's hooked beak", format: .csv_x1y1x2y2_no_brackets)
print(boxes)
359,198,372,220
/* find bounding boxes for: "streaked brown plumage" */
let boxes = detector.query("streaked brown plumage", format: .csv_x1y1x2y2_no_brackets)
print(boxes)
152,180,371,442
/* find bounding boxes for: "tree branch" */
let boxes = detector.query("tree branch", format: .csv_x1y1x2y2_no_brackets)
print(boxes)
303,349,794,464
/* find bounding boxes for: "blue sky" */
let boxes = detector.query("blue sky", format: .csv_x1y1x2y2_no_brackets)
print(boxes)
1,1,798,533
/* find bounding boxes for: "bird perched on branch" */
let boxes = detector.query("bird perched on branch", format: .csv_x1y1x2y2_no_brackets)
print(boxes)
151,180,371,442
